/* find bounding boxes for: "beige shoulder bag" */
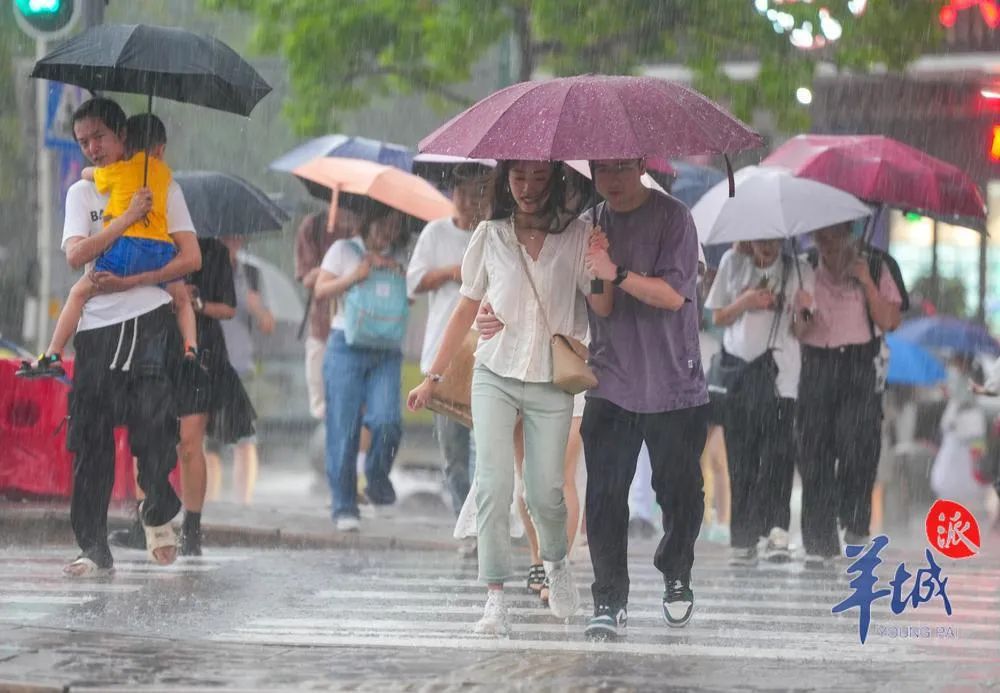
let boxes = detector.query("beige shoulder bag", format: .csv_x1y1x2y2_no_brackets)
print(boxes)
515,241,598,395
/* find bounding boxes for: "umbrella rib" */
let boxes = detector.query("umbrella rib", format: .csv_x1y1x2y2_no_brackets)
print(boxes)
667,87,732,156
612,83,645,160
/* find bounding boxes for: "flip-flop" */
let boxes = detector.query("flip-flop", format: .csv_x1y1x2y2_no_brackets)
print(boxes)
63,556,114,578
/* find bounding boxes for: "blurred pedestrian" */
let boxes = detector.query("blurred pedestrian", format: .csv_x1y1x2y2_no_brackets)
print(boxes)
705,239,814,566
581,158,709,638
627,444,656,538
316,200,411,532
512,395,587,605
407,163,494,552
931,355,990,511
796,222,902,568
294,204,373,494
216,235,274,505
295,205,360,419
408,160,612,636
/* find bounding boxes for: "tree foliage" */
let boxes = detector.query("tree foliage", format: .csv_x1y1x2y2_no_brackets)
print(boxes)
204,1,945,136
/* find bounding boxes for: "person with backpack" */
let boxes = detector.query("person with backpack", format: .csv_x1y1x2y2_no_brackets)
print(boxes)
314,200,411,532
796,222,904,568
705,239,814,566
295,205,361,420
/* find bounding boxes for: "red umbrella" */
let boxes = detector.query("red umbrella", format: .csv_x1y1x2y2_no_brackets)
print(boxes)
762,135,987,231
419,75,763,163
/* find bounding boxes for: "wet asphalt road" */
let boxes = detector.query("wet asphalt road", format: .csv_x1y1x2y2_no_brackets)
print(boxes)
1,540,998,691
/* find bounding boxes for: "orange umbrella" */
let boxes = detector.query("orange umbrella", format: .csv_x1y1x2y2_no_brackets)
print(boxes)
292,156,454,223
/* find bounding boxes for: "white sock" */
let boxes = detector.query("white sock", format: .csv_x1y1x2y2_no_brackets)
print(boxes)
356,452,367,475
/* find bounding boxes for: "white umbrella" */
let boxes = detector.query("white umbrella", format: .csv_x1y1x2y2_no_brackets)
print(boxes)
692,165,871,245
564,160,664,193
412,153,496,167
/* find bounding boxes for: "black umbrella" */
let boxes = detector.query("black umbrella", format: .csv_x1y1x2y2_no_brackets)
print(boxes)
30,24,272,117
173,171,288,238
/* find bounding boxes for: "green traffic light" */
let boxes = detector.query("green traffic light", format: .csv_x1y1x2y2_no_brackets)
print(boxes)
15,0,62,14
12,0,76,36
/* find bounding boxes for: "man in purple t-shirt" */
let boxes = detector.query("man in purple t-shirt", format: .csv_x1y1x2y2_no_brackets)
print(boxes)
581,158,709,640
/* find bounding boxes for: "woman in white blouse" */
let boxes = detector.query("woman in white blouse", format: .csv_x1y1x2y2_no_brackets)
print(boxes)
408,160,613,635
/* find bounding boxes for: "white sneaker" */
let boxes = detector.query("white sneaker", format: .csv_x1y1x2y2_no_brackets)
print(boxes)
543,557,580,619
763,527,791,563
335,516,360,532
473,590,509,636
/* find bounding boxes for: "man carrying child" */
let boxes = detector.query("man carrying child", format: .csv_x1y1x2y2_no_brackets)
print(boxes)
55,97,201,576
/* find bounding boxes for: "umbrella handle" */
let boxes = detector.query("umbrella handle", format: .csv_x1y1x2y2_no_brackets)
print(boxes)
790,237,811,323
142,93,153,187
326,186,341,234
297,290,313,341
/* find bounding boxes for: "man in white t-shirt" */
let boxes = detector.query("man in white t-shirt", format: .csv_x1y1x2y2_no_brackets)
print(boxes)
60,98,201,577
406,164,494,523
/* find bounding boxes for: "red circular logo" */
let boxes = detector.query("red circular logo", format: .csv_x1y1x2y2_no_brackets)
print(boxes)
926,499,981,560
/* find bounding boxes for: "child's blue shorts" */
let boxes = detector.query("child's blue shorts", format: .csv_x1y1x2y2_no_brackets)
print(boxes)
94,236,177,277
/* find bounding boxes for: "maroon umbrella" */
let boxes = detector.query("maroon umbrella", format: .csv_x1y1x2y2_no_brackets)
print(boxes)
419,75,763,163
762,135,987,231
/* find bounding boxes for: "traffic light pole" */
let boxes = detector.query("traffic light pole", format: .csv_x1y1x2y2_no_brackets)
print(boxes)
34,36,52,354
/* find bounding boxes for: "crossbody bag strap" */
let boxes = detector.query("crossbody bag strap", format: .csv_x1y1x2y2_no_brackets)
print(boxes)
765,254,791,350
512,219,556,340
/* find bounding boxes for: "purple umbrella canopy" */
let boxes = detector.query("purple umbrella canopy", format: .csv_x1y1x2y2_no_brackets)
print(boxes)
419,75,764,161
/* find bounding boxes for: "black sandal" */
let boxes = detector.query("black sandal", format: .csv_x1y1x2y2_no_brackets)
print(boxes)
527,564,546,594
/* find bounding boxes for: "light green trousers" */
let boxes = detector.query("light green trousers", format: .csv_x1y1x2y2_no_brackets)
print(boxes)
471,364,573,584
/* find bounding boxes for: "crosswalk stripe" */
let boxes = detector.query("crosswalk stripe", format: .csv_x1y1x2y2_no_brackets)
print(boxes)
330,575,1000,605
313,588,985,618
1,582,142,594
0,550,249,625
0,595,94,605
244,606,998,636
209,630,980,663
234,617,996,649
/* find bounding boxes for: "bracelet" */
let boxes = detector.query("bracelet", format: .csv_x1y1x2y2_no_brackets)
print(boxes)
426,373,444,383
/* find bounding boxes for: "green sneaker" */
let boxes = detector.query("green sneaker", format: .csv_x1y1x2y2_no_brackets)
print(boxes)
663,577,694,628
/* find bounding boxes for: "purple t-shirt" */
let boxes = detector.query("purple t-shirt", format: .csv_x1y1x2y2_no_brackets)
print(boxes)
586,191,708,414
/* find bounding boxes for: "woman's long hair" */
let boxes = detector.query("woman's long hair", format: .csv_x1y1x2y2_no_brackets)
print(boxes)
490,160,583,235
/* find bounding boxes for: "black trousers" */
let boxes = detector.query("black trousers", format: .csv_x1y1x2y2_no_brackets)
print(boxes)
796,343,883,557
581,397,708,609
723,396,796,549
68,305,182,565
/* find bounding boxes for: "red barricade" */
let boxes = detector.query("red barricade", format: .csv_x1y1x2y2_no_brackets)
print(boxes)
0,358,147,501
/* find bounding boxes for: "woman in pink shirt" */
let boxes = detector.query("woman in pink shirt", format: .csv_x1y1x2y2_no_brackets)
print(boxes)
796,222,902,568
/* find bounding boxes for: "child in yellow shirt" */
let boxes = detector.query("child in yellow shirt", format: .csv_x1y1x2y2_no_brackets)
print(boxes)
19,114,197,378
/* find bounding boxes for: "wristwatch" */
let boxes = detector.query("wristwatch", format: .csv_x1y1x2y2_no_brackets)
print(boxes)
612,265,629,286
426,373,445,383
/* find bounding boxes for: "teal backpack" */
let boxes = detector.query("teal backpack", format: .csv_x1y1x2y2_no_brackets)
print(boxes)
342,240,410,349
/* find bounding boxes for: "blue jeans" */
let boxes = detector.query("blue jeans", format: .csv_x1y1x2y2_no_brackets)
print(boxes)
323,330,403,519
433,413,476,516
